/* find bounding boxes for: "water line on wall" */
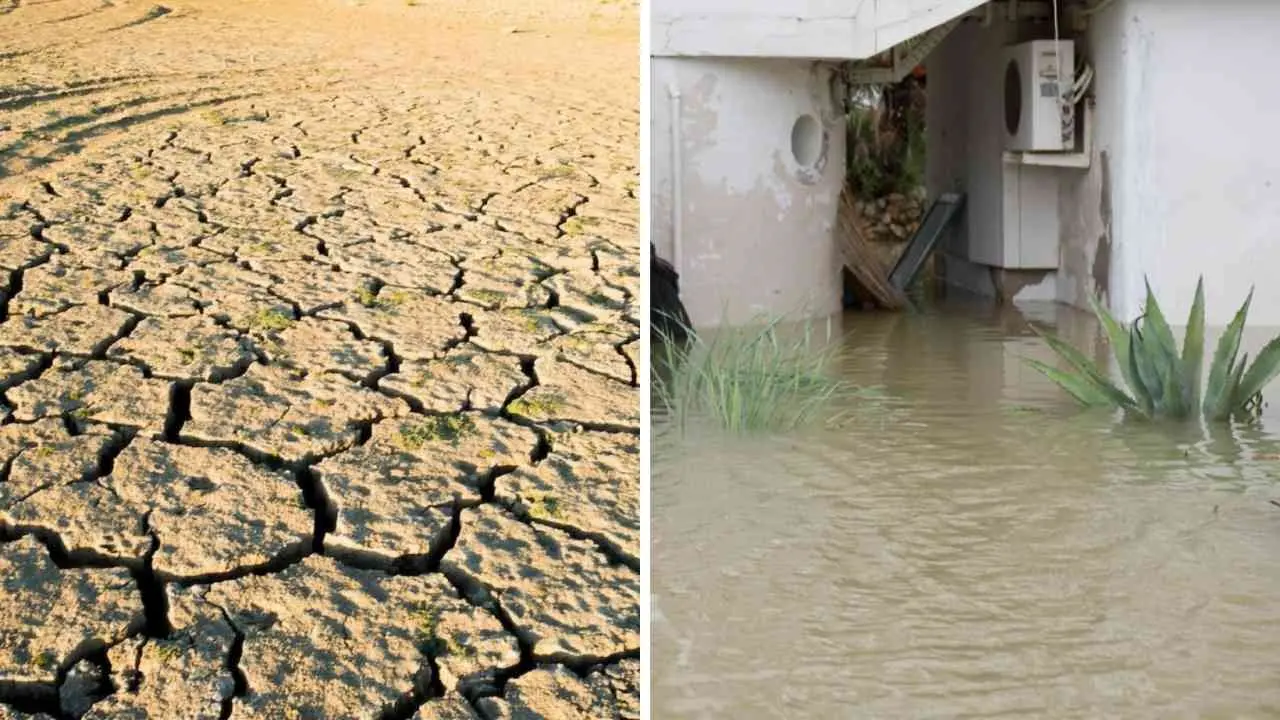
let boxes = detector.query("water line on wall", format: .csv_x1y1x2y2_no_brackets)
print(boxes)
667,82,684,276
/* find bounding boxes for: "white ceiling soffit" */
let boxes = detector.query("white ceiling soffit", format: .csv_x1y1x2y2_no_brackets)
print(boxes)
651,0,991,60
872,0,990,55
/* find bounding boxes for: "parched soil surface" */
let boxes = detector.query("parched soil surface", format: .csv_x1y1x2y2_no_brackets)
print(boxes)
0,0,639,717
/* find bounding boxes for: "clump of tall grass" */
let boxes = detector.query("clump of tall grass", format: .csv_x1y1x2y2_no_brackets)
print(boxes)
652,313,851,434
1027,277,1280,422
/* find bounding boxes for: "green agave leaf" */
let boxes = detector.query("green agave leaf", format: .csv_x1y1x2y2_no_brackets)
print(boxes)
1131,324,1168,413
1234,334,1280,411
1204,288,1254,418
1219,352,1250,422
1029,327,1137,410
1180,277,1206,412
1142,278,1182,360
1140,278,1186,416
1158,350,1191,418
1125,323,1155,416
1088,293,1148,408
1024,358,1124,408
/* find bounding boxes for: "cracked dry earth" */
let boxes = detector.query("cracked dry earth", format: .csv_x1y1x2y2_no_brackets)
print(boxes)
0,0,639,717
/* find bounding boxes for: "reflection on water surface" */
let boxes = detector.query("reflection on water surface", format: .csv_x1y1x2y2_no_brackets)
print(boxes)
652,300,1280,719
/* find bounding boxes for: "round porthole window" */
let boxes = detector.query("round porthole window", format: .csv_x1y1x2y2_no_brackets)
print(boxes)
790,113,827,184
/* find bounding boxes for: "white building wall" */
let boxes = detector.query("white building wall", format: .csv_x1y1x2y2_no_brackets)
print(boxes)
1056,0,1128,314
1106,0,1280,326
648,0,990,328
651,58,847,327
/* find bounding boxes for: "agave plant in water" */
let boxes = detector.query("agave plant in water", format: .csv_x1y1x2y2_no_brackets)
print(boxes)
1027,277,1280,421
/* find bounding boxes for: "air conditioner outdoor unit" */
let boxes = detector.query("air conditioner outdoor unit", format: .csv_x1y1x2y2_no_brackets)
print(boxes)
1002,40,1075,152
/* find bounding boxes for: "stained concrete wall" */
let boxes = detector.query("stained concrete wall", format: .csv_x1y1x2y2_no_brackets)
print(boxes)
1056,0,1127,314
924,12,1061,303
1086,0,1280,326
650,0,989,60
933,0,1280,326
647,0,993,328
651,57,847,327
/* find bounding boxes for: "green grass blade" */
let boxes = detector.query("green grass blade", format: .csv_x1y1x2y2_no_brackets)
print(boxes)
1234,334,1280,409
1180,277,1206,411
1024,358,1119,407
657,314,850,434
1029,327,1136,409
1204,288,1253,417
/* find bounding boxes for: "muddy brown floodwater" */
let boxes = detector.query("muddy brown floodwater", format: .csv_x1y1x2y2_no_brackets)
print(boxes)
653,299,1280,719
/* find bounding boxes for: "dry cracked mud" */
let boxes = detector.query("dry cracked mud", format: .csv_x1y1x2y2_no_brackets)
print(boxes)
0,0,638,716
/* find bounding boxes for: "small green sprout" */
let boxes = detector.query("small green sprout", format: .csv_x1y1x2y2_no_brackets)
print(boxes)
394,414,479,450
508,392,565,418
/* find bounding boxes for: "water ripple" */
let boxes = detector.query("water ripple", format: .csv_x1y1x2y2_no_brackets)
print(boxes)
654,304,1280,718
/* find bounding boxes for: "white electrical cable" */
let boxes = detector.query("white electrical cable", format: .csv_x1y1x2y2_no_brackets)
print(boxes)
1071,63,1095,105
1053,0,1068,142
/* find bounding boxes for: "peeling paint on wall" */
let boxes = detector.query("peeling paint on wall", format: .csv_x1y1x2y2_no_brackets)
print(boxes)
650,56,846,327
991,267,1056,304
1092,150,1113,305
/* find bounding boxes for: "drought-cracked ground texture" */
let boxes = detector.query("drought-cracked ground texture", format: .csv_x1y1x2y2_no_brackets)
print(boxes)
0,0,639,717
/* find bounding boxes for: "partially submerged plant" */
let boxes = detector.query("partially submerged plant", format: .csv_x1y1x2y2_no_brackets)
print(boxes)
1027,277,1280,422
653,314,851,434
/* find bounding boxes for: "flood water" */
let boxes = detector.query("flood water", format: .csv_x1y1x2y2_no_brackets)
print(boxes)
652,299,1280,719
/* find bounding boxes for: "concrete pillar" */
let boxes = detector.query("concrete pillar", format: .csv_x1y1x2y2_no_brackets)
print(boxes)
650,57,846,328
